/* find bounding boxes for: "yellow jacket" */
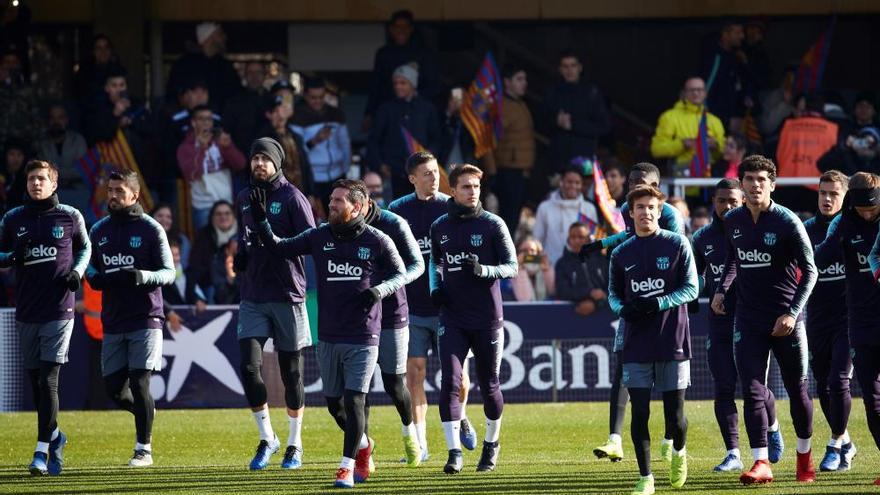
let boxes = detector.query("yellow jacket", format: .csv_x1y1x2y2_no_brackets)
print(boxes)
650,100,725,172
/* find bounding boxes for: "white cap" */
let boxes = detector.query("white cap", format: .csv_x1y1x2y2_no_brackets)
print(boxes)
196,22,221,45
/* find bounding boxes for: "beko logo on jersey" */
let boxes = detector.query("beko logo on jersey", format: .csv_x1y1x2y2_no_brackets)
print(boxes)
737,248,771,268
857,252,872,273
630,278,665,296
445,252,476,271
818,262,845,282
103,253,135,267
327,260,363,281
23,244,58,265
709,263,724,276
417,236,431,254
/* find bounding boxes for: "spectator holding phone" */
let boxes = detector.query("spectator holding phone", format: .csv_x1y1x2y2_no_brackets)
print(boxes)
512,237,555,301
176,104,246,229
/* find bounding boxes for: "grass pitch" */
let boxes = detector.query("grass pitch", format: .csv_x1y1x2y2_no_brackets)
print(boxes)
1,400,878,494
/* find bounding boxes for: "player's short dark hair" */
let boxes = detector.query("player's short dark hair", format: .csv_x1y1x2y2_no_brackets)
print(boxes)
105,65,127,83
715,178,741,191
569,221,589,232
738,154,777,182
108,168,140,193
168,237,181,250
405,151,438,176
502,63,526,80
558,49,579,63
848,171,880,190
448,164,483,188
626,184,666,210
24,160,59,182
604,161,626,177
332,178,368,206
820,170,849,190
630,162,660,182
303,76,325,91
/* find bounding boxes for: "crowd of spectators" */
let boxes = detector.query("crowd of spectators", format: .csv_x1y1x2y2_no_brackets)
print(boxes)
0,9,877,312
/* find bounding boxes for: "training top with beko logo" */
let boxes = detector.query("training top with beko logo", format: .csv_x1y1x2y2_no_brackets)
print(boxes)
600,202,686,251
86,213,175,334
816,211,880,347
692,217,736,322
804,214,848,336
368,208,425,330
389,192,450,317
717,201,817,327
258,220,406,346
0,202,91,323
608,229,698,363
429,209,517,331
236,175,316,304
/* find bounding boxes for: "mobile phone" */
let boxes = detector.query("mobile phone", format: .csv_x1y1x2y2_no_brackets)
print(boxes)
523,254,538,264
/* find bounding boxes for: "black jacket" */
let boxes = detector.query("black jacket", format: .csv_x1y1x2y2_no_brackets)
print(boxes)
367,96,440,173
165,52,242,112
542,80,611,172
554,246,608,305
365,38,439,117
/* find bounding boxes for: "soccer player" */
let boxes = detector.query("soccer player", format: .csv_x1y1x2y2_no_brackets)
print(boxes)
693,178,781,472
862,179,880,486
389,151,479,460
808,170,858,472
253,178,406,488
362,195,425,466
608,184,697,495
429,164,517,474
711,155,817,485
86,169,175,467
234,137,316,470
0,160,90,476
589,161,685,463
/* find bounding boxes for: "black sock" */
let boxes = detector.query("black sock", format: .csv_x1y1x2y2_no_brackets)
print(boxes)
129,369,154,445
326,396,346,431
239,338,268,408
610,359,628,436
104,368,134,413
662,389,688,451
278,350,304,410
343,391,367,459
383,372,413,426
37,362,61,442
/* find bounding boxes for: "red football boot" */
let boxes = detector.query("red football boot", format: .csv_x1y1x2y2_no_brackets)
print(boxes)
740,459,773,485
796,450,816,483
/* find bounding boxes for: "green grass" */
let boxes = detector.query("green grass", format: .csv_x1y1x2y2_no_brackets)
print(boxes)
0,400,878,494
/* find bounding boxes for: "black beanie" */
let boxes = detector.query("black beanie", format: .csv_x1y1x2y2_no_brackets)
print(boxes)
249,137,285,171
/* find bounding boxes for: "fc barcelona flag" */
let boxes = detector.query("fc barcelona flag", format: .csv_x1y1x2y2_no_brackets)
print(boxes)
689,109,711,179
461,52,503,159
794,17,835,94
592,161,625,234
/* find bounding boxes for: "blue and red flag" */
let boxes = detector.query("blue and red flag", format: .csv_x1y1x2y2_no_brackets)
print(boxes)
401,125,427,154
689,109,711,179
794,17,835,94
461,52,503,159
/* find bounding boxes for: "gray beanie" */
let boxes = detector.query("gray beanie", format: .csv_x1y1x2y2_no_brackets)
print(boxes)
392,64,419,88
250,137,285,170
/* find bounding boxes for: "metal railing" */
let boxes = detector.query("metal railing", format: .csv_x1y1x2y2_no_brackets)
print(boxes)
666,177,819,200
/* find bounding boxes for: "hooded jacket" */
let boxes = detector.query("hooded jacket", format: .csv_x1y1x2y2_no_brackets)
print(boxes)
533,190,600,265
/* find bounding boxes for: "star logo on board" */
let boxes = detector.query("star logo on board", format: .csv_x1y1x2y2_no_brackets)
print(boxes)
162,312,244,401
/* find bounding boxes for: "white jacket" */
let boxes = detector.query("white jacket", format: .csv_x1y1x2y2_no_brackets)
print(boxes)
533,190,600,265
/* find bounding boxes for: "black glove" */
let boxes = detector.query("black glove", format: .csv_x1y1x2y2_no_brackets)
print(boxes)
249,187,268,223
632,297,661,315
106,268,137,287
359,287,381,309
463,255,482,277
578,241,603,260
431,288,447,308
619,303,642,322
233,251,248,274
687,299,700,314
61,271,81,292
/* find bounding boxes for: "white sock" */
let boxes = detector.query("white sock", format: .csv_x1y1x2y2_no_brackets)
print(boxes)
640,473,654,483
673,446,686,457
728,448,741,458
442,421,462,450
402,422,417,438
609,433,623,446
661,438,673,447
485,417,502,444
339,456,355,470
252,407,275,442
768,419,779,433
50,428,59,442
828,436,843,449
135,442,152,452
35,441,49,454
416,422,428,452
359,433,369,450
752,447,769,461
840,430,851,445
796,437,811,454
287,415,302,448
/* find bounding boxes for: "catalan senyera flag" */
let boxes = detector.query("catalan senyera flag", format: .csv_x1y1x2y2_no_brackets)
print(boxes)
743,107,762,148
401,126,451,195
76,130,155,224
461,52,503,159
592,161,625,234
689,109,711,179
794,16,835,94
